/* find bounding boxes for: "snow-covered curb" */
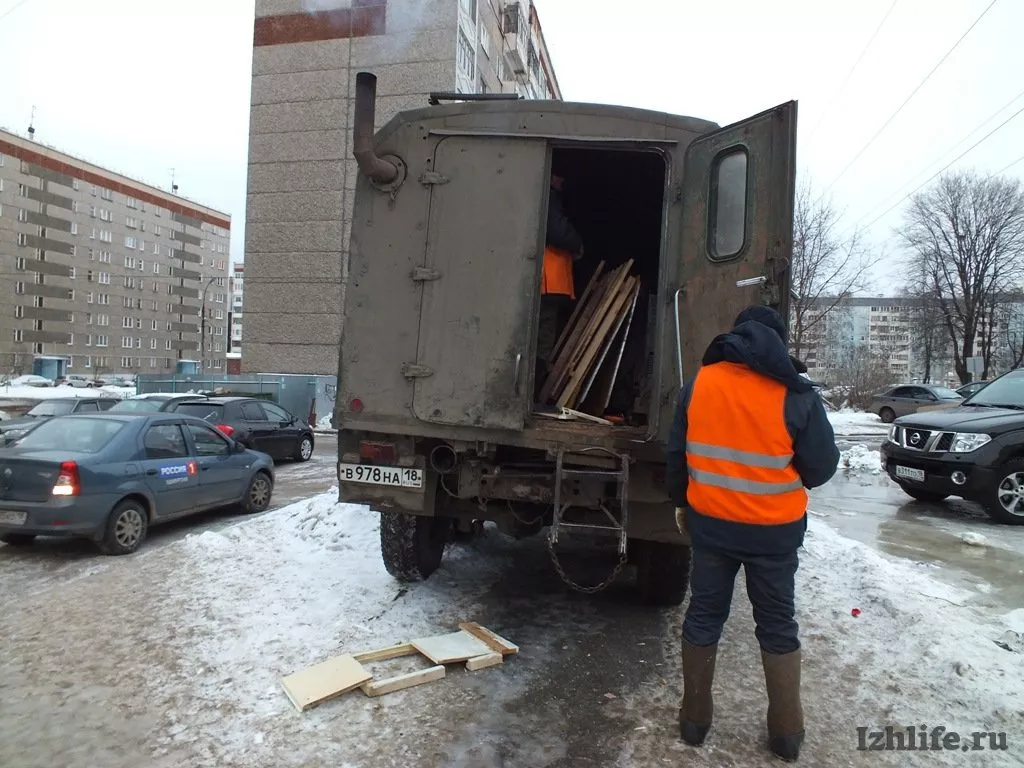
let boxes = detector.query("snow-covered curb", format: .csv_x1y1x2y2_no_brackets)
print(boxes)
828,408,889,436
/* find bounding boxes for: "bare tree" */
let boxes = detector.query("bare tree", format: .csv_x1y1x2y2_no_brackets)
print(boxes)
1003,300,1024,372
901,288,949,383
900,171,1024,384
789,181,878,358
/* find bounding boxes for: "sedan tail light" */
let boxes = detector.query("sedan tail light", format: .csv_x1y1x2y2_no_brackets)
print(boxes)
52,461,80,497
215,423,236,438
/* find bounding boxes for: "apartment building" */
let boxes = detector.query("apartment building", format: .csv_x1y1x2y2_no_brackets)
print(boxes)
0,129,231,380
245,0,562,374
227,262,245,373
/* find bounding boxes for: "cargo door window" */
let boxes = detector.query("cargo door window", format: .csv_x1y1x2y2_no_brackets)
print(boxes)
676,102,798,387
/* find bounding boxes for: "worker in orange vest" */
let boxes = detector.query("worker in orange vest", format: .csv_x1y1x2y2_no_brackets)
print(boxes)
535,168,584,402
666,305,839,762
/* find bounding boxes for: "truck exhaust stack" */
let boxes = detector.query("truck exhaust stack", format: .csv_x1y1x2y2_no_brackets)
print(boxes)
353,72,400,185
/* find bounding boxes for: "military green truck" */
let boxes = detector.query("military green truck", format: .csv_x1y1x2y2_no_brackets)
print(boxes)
335,72,797,605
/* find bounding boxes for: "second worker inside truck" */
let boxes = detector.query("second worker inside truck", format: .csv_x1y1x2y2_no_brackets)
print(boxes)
535,166,585,404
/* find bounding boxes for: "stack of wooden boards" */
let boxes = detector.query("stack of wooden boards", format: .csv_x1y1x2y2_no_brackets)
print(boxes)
280,622,518,712
538,259,641,416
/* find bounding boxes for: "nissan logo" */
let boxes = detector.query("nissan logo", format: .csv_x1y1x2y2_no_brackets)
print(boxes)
909,432,922,446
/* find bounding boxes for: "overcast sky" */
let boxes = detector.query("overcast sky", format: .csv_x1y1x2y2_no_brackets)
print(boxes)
1,0,1022,292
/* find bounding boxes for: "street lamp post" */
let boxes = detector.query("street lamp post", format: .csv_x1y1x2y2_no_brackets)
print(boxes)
199,276,217,373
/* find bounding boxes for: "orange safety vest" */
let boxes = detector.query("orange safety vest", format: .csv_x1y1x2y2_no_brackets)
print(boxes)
541,245,575,299
685,361,807,526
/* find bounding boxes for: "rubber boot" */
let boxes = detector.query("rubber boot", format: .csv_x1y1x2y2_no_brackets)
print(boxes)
679,640,718,746
761,649,805,762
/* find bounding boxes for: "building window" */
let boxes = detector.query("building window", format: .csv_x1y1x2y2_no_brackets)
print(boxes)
126,216,138,229
12,330,23,343
457,28,475,80
96,335,108,347
126,197,138,209
153,243,160,256
100,188,112,201
69,267,76,279
153,262,160,274
73,179,80,191
71,222,78,235
125,236,137,249
99,208,112,222
99,272,111,285
99,230,112,243
67,333,74,346
99,251,111,264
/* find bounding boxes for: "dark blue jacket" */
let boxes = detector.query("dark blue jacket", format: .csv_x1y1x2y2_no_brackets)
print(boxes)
666,320,840,555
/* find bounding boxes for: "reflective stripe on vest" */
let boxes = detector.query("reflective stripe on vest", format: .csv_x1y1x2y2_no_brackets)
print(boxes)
541,245,575,298
685,361,808,525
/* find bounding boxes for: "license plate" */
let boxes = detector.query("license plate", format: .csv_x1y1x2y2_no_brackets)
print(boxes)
0,510,27,526
338,463,424,489
895,465,925,482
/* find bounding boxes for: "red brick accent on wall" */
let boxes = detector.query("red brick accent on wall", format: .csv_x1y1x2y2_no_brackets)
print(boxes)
253,1,387,47
0,139,231,230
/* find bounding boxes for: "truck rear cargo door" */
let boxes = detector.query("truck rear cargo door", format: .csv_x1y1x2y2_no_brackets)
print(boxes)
412,136,547,431
676,101,798,382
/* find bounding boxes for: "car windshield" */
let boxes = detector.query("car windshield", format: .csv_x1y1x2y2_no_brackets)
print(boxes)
963,372,1024,408
931,387,963,400
13,417,125,453
174,403,224,422
26,401,75,417
108,399,164,412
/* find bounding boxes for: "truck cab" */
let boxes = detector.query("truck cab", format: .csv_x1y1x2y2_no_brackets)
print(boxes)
337,72,797,604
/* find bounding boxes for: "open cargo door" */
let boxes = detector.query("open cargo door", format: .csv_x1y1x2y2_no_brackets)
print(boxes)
411,136,547,431
675,101,798,384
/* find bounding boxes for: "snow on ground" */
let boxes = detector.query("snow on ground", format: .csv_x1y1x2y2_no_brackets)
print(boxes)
840,443,882,475
828,408,890,436
0,384,134,401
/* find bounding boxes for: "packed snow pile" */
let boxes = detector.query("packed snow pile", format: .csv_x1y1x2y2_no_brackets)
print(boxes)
959,531,988,547
828,408,890,436
0,384,134,402
840,443,882,474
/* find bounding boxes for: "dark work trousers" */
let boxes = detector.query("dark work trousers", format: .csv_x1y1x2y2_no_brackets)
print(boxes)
535,293,572,402
682,546,801,655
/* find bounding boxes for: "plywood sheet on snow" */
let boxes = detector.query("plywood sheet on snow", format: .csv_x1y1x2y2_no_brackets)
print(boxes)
280,654,371,712
411,630,492,665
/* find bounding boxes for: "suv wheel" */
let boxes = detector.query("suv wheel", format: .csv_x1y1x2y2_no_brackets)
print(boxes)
986,461,1024,525
879,407,896,424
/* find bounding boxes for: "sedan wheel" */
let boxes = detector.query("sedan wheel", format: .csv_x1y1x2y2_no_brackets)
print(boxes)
98,499,149,555
297,435,314,462
243,472,273,514
879,407,896,424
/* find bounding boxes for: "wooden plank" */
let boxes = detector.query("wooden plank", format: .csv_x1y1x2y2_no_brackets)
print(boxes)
360,665,446,698
458,622,520,656
576,282,634,407
352,643,419,664
546,262,633,402
548,261,606,364
466,652,504,671
558,276,637,409
582,282,640,416
280,654,371,712
411,630,493,665
539,269,617,403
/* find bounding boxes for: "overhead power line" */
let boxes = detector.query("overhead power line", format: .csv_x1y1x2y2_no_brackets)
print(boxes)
806,0,900,145
855,102,1024,232
995,153,1024,176
819,0,1000,198
851,86,1024,227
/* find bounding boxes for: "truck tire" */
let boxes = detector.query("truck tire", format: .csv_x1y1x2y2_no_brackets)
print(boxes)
380,510,452,581
635,540,691,606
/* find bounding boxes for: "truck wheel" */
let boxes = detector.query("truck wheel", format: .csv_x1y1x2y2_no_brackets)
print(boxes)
635,540,691,606
380,510,452,581
898,484,948,503
984,460,1024,525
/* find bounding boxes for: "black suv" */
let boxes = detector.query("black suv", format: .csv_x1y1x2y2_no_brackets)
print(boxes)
881,369,1024,525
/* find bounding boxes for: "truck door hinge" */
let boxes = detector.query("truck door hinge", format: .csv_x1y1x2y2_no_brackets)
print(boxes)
420,171,449,186
411,267,442,282
401,363,434,379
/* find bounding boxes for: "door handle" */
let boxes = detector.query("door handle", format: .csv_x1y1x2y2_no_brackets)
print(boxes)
673,287,684,386
146,469,158,476
513,352,522,396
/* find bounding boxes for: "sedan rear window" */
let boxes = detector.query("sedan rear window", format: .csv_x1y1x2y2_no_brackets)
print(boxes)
109,399,164,412
174,403,224,422
14,417,125,453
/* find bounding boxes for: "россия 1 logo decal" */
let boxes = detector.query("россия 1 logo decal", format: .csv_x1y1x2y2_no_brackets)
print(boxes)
160,461,199,478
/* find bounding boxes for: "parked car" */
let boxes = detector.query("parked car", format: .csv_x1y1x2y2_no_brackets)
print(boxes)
880,368,1024,525
55,374,98,388
0,397,120,444
871,384,963,423
6,375,54,388
956,380,991,399
172,397,315,462
0,412,275,554
108,393,210,413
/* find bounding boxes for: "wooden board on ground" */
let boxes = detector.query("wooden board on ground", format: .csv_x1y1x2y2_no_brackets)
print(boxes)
411,630,493,665
458,622,520,656
548,261,606,364
352,643,418,664
360,665,446,698
280,654,372,712
466,652,504,671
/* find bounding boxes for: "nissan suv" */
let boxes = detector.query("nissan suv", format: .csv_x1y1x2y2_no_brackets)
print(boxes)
880,368,1024,525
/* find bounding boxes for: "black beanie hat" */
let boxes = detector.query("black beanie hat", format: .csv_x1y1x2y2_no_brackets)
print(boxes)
734,305,788,344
